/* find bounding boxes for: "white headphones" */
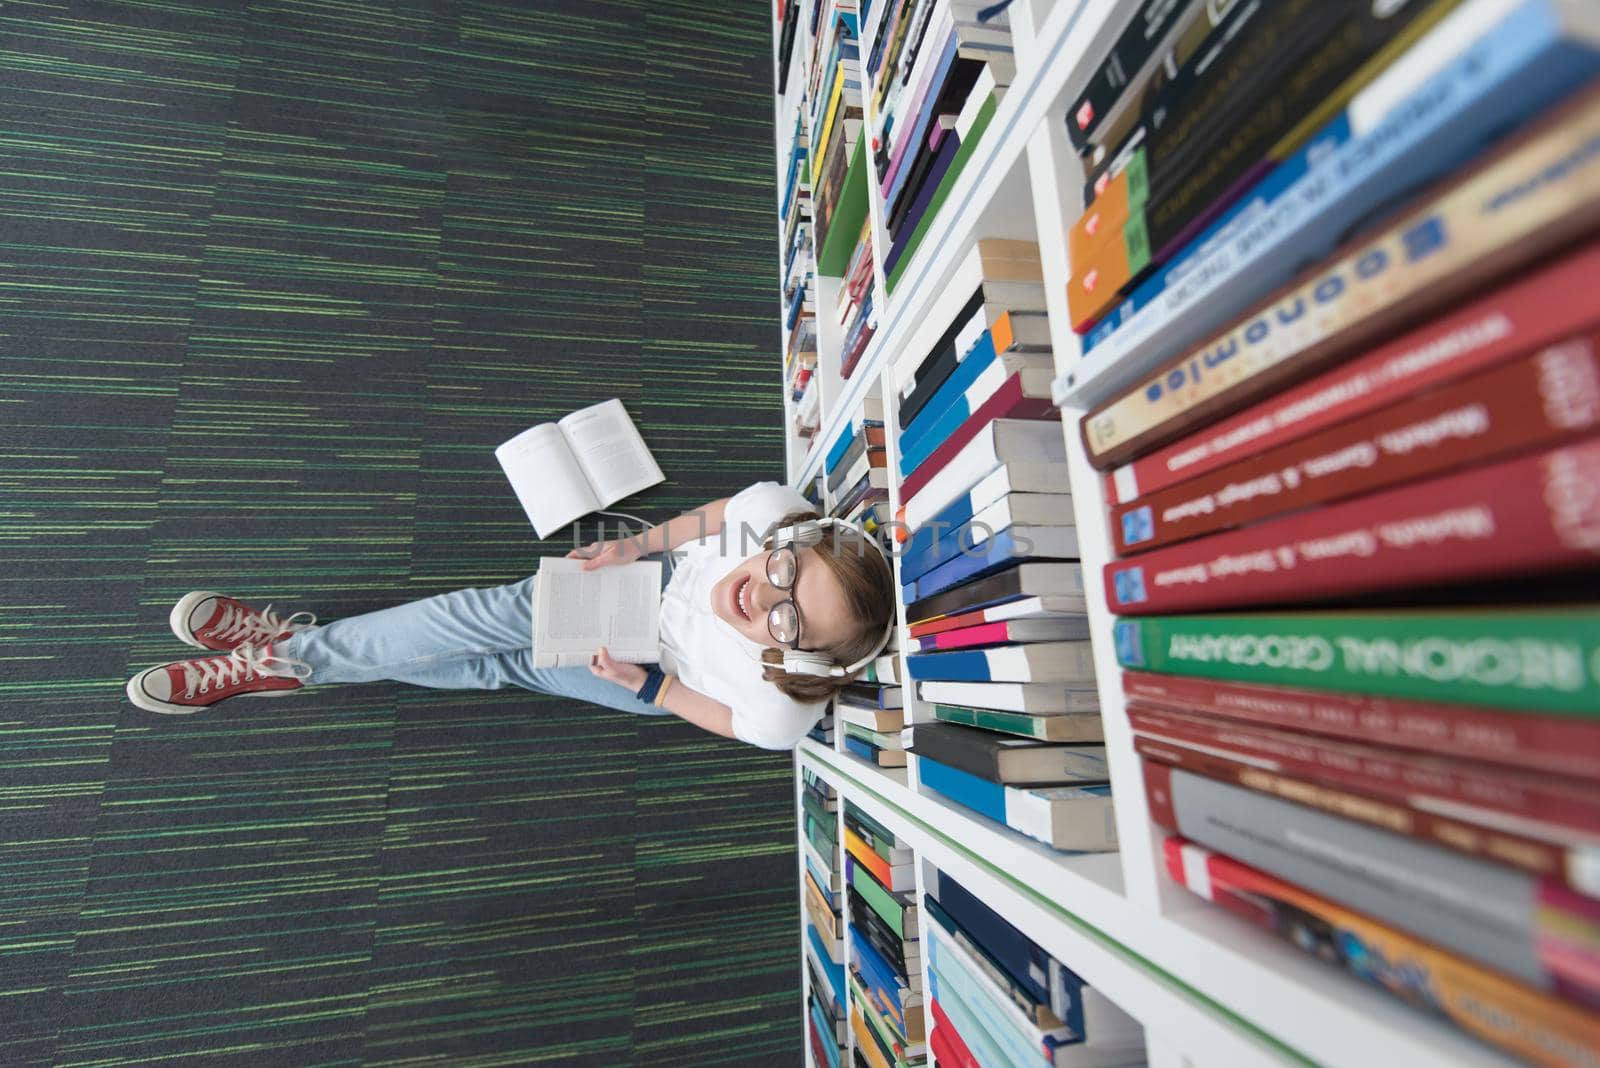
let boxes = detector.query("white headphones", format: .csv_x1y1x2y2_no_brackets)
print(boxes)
765,517,896,678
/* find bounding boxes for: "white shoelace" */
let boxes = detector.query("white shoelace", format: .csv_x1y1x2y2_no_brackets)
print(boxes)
181,642,312,698
210,601,316,645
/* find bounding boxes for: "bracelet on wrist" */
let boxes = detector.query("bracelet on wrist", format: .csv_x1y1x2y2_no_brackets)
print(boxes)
653,673,675,708
635,665,667,704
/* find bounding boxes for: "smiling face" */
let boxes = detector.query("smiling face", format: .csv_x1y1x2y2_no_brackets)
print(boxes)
710,547,859,653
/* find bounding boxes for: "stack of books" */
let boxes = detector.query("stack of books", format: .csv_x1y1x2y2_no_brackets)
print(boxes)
825,395,890,531
1062,0,1600,1061
838,647,905,775
837,215,878,380
810,0,865,266
780,99,818,439
804,769,848,1068
908,722,1115,853
924,867,1145,1067
845,802,926,1067
869,0,1015,289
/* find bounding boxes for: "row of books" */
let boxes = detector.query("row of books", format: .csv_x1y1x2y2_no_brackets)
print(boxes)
837,218,878,380
923,865,1146,1067
804,768,848,1068
879,240,1122,854
810,0,866,267
868,0,1014,289
844,801,926,1067
1061,0,1600,1062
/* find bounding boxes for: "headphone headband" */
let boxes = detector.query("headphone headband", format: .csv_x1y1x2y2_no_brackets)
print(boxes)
764,517,896,678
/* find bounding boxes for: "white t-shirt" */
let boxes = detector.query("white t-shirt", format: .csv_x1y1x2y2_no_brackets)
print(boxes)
658,481,824,750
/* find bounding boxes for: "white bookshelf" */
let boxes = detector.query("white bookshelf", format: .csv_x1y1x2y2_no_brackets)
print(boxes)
775,1,1529,1065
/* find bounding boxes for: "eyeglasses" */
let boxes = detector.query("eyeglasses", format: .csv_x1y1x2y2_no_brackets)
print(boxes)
765,545,805,649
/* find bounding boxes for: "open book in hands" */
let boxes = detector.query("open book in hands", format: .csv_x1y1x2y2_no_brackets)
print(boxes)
496,398,665,539
530,557,662,669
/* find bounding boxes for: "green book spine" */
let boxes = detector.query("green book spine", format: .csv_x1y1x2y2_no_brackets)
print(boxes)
846,803,900,857
847,972,912,1068
817,135,870,276
806,813,838,857
844,721,899,748
1113,609,1600,715
933,703,1047,738
851,860,905,939
802,790,835,830
887,92,998,294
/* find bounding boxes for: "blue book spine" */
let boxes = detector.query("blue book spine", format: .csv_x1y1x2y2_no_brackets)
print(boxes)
844,735,878,762
917,754,1006,824
903,528,1032,598
806,855,838,911
808,923,846,1006
929,936,1054,1068
1082,0,1600,358
899,331,998,473
825,424,858,474
896,489,979,578
933,871,1053,1006
809,999,843,1068
849,926,910,1023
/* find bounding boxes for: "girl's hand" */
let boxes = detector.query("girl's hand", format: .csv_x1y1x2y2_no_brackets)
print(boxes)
566,538,644,571
590,647,648,691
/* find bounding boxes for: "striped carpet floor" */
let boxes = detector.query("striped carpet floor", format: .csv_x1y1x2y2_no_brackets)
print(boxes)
1,2,801,1064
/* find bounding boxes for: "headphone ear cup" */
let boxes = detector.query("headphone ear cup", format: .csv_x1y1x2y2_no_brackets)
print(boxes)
783,650,838,678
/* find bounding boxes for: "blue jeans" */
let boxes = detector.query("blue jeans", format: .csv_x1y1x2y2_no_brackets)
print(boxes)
275,575,670,718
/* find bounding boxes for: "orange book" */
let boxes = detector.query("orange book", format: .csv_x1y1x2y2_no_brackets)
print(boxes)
843,826,893,887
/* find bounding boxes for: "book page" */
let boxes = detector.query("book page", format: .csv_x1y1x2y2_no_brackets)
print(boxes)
559,398,665,508
495,423,601,539
530,557,662,668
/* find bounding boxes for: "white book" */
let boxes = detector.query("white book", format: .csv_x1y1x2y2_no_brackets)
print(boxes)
914,640,1095,684
529,558,661,668
918,680,1098,715
895,244,1048,397
968,490,1075,531
496,398,664,539
903,420,1067,531
1006,784,1119,854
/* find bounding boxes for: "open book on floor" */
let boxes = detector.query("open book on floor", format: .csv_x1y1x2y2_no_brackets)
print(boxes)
530,557,661,669
496,398,665,538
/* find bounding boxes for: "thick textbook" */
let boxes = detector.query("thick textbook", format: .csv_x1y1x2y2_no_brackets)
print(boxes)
1106,439,1600,615
1102,226,1600,508
900,371,1059,497
1113,608,1600,714
908,641,1095,684
906,561,1085,625
1164,836,1600,1068
529,558,661,668
911,617,1090,653
1122,670,1600,778
1110,331,1600,554
1077,24,1600,460
908,593,1084,638
495,398,665,539
898,490,1074,583
902,418,1065,532
1134,731,1600,893
919,681,1100,716
1144,761,1600,995
910,721,1108,785
933,703,1105,743
920,756,1118,852
903,526,1081,603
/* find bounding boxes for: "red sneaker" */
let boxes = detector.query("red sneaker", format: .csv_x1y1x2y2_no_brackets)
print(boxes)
126,643,311,715
170,591,316,652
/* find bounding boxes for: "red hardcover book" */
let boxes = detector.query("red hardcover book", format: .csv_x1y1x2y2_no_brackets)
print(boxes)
897,373,1057,503
912,619,1085,652
1105,437,1600,615
1104,240,1600,507
1121,671,1600,779
1128,703,1600,839
927,998,980,1068
1133,733,1594,892
1111,334,1600,555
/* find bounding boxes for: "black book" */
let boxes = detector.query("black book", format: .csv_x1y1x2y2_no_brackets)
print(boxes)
906,561,1081,625
908,721,1110,785
1066,0,1208,150
847,886,912,977
896,287,985,428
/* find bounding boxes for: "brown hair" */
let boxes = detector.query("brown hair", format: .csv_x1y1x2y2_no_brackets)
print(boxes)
757,510,896,704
